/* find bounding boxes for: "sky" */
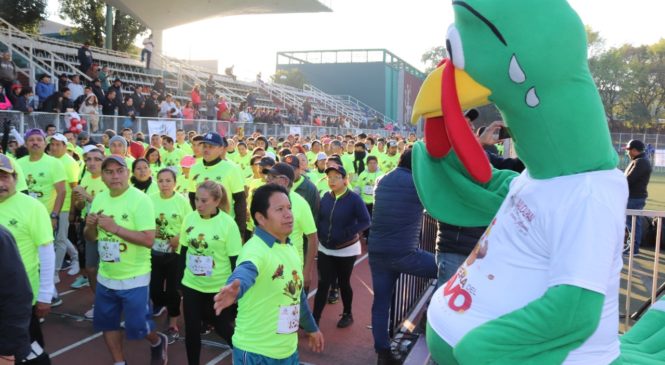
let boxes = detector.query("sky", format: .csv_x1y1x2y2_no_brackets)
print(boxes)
47,0,665,81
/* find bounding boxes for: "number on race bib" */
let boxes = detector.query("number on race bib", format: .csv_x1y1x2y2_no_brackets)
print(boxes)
153,239,171,253
363,185,374,196
187,253,213,276
99,241,121,263
276,304,300,334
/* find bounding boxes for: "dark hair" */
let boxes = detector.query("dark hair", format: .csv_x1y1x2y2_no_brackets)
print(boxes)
132,157,149,172
237,142,247,148
367,155,378,163
367,137,375,145
354,142,366,149
144,147,161,166
398,149,413,171
46,124,56,130
250,183,290,226
157,168,177,181
121,128,132,134
162,135,174,144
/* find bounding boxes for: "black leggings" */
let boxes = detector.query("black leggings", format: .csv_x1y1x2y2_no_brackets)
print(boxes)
313,251,356,321
150,253,181,317
23,307,50,364
182,286,236,365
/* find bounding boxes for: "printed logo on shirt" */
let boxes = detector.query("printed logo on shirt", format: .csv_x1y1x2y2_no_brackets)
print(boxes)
8,219,18,227
509,197,535,235
272,264,284,280
283,270,303,302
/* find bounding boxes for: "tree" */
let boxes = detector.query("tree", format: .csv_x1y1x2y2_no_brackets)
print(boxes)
421,46,447,74
59,0,147,53
0,0,47,33
585,25,605,58
271,68,306,89
589,47,629,126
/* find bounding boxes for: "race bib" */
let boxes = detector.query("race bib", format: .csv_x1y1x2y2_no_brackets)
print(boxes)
29,192,39,199
153,239,171,253
363,185,374,196
187,254,213,276
276,304,300,334
99,241,121,263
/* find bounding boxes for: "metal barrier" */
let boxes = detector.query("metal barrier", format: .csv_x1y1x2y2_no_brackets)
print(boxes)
388,213,437,338
623,209,664,331
0,110,394,139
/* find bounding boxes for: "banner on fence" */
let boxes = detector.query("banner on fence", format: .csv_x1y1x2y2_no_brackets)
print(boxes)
148,120,176,140
289,126,302,135
655,150,665,167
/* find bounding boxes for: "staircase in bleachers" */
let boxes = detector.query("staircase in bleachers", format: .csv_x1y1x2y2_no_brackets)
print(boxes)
0,16,394,128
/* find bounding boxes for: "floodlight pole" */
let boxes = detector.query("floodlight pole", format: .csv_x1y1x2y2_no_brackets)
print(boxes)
105,5,113,49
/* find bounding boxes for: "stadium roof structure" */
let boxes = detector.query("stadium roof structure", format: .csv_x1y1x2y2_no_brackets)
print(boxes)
277,49,426,79
105,0,332,30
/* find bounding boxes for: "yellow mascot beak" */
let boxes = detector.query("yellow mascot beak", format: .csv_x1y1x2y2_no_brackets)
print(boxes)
411,62,492,124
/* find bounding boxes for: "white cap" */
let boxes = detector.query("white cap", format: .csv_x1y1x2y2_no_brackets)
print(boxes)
82,145,103,155
265,151,277,160
49,133,68,144
316,152,327,161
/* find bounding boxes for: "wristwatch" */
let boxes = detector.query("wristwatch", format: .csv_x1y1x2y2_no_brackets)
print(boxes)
50,212,59,219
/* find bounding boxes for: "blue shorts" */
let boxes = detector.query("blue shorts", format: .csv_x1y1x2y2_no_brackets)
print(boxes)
94,283,155,340
233,348,299,365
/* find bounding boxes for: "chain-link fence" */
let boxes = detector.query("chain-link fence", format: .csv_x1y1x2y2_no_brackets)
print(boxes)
611,132,665,172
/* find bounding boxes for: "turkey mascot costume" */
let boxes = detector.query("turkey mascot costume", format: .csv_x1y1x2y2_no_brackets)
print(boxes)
410,0,665,364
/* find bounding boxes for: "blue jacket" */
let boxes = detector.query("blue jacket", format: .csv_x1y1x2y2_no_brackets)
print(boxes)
317,189,370,250
36,82,54,102
368,167,424,255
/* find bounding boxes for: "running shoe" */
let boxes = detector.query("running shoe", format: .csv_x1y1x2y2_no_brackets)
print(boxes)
67,259,80,276
84,306,94,319
51,296,63,307
150,332,169,365
165,326,179,344
71,276,89,289
328,288,340,304
337,313,354,328
60,259,72,271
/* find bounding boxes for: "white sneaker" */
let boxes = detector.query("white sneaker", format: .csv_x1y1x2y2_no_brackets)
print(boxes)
67,260,80,276
84,306,94,319
54,273,61,284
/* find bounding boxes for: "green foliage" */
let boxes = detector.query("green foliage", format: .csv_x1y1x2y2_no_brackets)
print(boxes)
421,46,447,73
0,0,47,33
271,68,307,89
59,0,147,53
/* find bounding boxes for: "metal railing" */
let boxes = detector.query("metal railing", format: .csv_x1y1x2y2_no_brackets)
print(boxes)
388,213,437,338
623,209,664,331
0,110,394,139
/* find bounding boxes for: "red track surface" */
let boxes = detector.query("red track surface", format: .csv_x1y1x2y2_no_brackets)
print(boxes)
45,249,377,365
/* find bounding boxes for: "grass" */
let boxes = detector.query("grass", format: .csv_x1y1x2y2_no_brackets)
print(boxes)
646,172,665,211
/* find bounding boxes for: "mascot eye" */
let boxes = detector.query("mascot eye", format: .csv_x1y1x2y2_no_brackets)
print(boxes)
446,24,465,70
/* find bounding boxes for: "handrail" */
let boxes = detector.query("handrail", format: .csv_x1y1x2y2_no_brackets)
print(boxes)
0,18,91,83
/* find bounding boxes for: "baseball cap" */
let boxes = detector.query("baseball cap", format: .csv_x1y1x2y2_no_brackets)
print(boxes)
82,145,103,156
0,153,15,174
283,154,300,169
387,141,398,148
625,140,645,152
266,163,295,183
201,132,228,147
48,133,68,144
325,165,347,178
180,156,196,168
24,128,46,140
101,155,127,170
258,156,276,168
316,152,327,161
464,108,479,122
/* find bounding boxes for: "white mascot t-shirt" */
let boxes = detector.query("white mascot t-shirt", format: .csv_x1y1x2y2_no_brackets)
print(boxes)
428,169,628,365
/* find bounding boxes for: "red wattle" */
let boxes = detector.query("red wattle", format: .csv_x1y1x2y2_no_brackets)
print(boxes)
424,116,451,158
441,59,492,183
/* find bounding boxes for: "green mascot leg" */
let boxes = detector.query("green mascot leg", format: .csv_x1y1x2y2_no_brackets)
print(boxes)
427,321,458,365
453,285,607,364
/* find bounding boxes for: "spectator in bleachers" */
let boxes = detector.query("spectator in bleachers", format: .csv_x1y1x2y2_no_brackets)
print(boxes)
0,52,17,96
205,75,216,96
85,63,99,81
99,66,111,92
153,76,166,101
158,94,177,118
58,73,69,92
119,97,137,128
91,78,105,104
205,92,217,120
67,75,85,103
36,74,55,109
77,42,94,73
73,86,93,111
217,96,229,121
108,78,124,108
141,34,154,69
101,89,117,116
303,97,312,124
79,94,100,132
246,92,257,109
143,91,159,118
238,102,253,124
41,87,73,113
224,65,236,81
191,84,201,114
182,101,195,122
131,85,145,115
7,84,21,110
14,86,33,113
0,88,11,111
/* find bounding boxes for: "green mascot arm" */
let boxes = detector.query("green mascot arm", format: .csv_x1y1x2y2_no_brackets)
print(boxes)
412,141,518,227
620,298,665,365
454,285,604,365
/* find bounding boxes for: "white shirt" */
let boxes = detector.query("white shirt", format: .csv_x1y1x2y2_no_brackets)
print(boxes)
159,101,177,117
142,38,154,52
428,169,628,365
238,111,253,123
67,82,85,102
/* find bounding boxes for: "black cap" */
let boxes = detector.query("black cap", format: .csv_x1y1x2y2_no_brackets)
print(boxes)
464,108,479,122
266,163,295,183
625,140,645,152
325,165,347,178
258,156,276,168
283,154,300,169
